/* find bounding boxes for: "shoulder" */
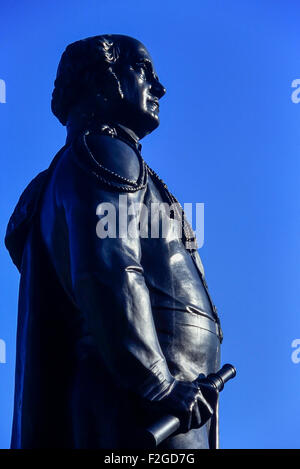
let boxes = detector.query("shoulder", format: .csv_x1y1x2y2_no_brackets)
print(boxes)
61,131,148,194
84,133,141,183
50,135,147,209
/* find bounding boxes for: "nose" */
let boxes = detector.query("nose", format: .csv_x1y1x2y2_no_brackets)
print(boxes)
151,80,166,99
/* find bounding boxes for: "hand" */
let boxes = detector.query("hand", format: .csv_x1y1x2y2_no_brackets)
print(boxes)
153,380,215,433
195,373,219,412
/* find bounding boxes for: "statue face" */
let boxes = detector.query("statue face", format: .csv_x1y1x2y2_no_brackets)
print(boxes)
107,38,166,138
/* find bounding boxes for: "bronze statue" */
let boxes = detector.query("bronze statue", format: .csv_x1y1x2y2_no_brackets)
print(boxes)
5,35,225,449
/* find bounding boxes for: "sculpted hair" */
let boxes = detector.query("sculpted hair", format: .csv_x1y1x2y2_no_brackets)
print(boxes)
51,35,122,125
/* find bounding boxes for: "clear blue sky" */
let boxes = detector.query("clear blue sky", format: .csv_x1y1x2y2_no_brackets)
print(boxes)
1,0,300,449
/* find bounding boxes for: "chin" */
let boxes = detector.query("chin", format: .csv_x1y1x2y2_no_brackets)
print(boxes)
131,109,160,138
142,111,160,134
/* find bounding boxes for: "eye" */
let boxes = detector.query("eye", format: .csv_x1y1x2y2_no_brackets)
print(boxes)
135,62,147,73
131,61,157,81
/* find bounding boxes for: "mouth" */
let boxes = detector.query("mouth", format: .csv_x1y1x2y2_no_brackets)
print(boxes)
147,98,159,113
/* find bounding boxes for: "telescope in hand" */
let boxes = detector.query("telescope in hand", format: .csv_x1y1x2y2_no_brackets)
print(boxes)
145,363,236,447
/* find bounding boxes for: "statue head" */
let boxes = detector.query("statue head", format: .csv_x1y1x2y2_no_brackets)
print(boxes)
51,34,166,139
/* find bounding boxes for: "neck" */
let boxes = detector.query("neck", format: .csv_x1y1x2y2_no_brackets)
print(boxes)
117,124,140,145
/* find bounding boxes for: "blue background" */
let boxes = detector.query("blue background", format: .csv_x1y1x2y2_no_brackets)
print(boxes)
1,0,299,449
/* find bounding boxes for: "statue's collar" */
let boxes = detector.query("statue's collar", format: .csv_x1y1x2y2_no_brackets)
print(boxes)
113,124,142,153
67,121,142,153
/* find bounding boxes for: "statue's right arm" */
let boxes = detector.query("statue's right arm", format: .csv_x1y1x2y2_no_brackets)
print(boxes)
46,147,214,430
53,152,176,402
